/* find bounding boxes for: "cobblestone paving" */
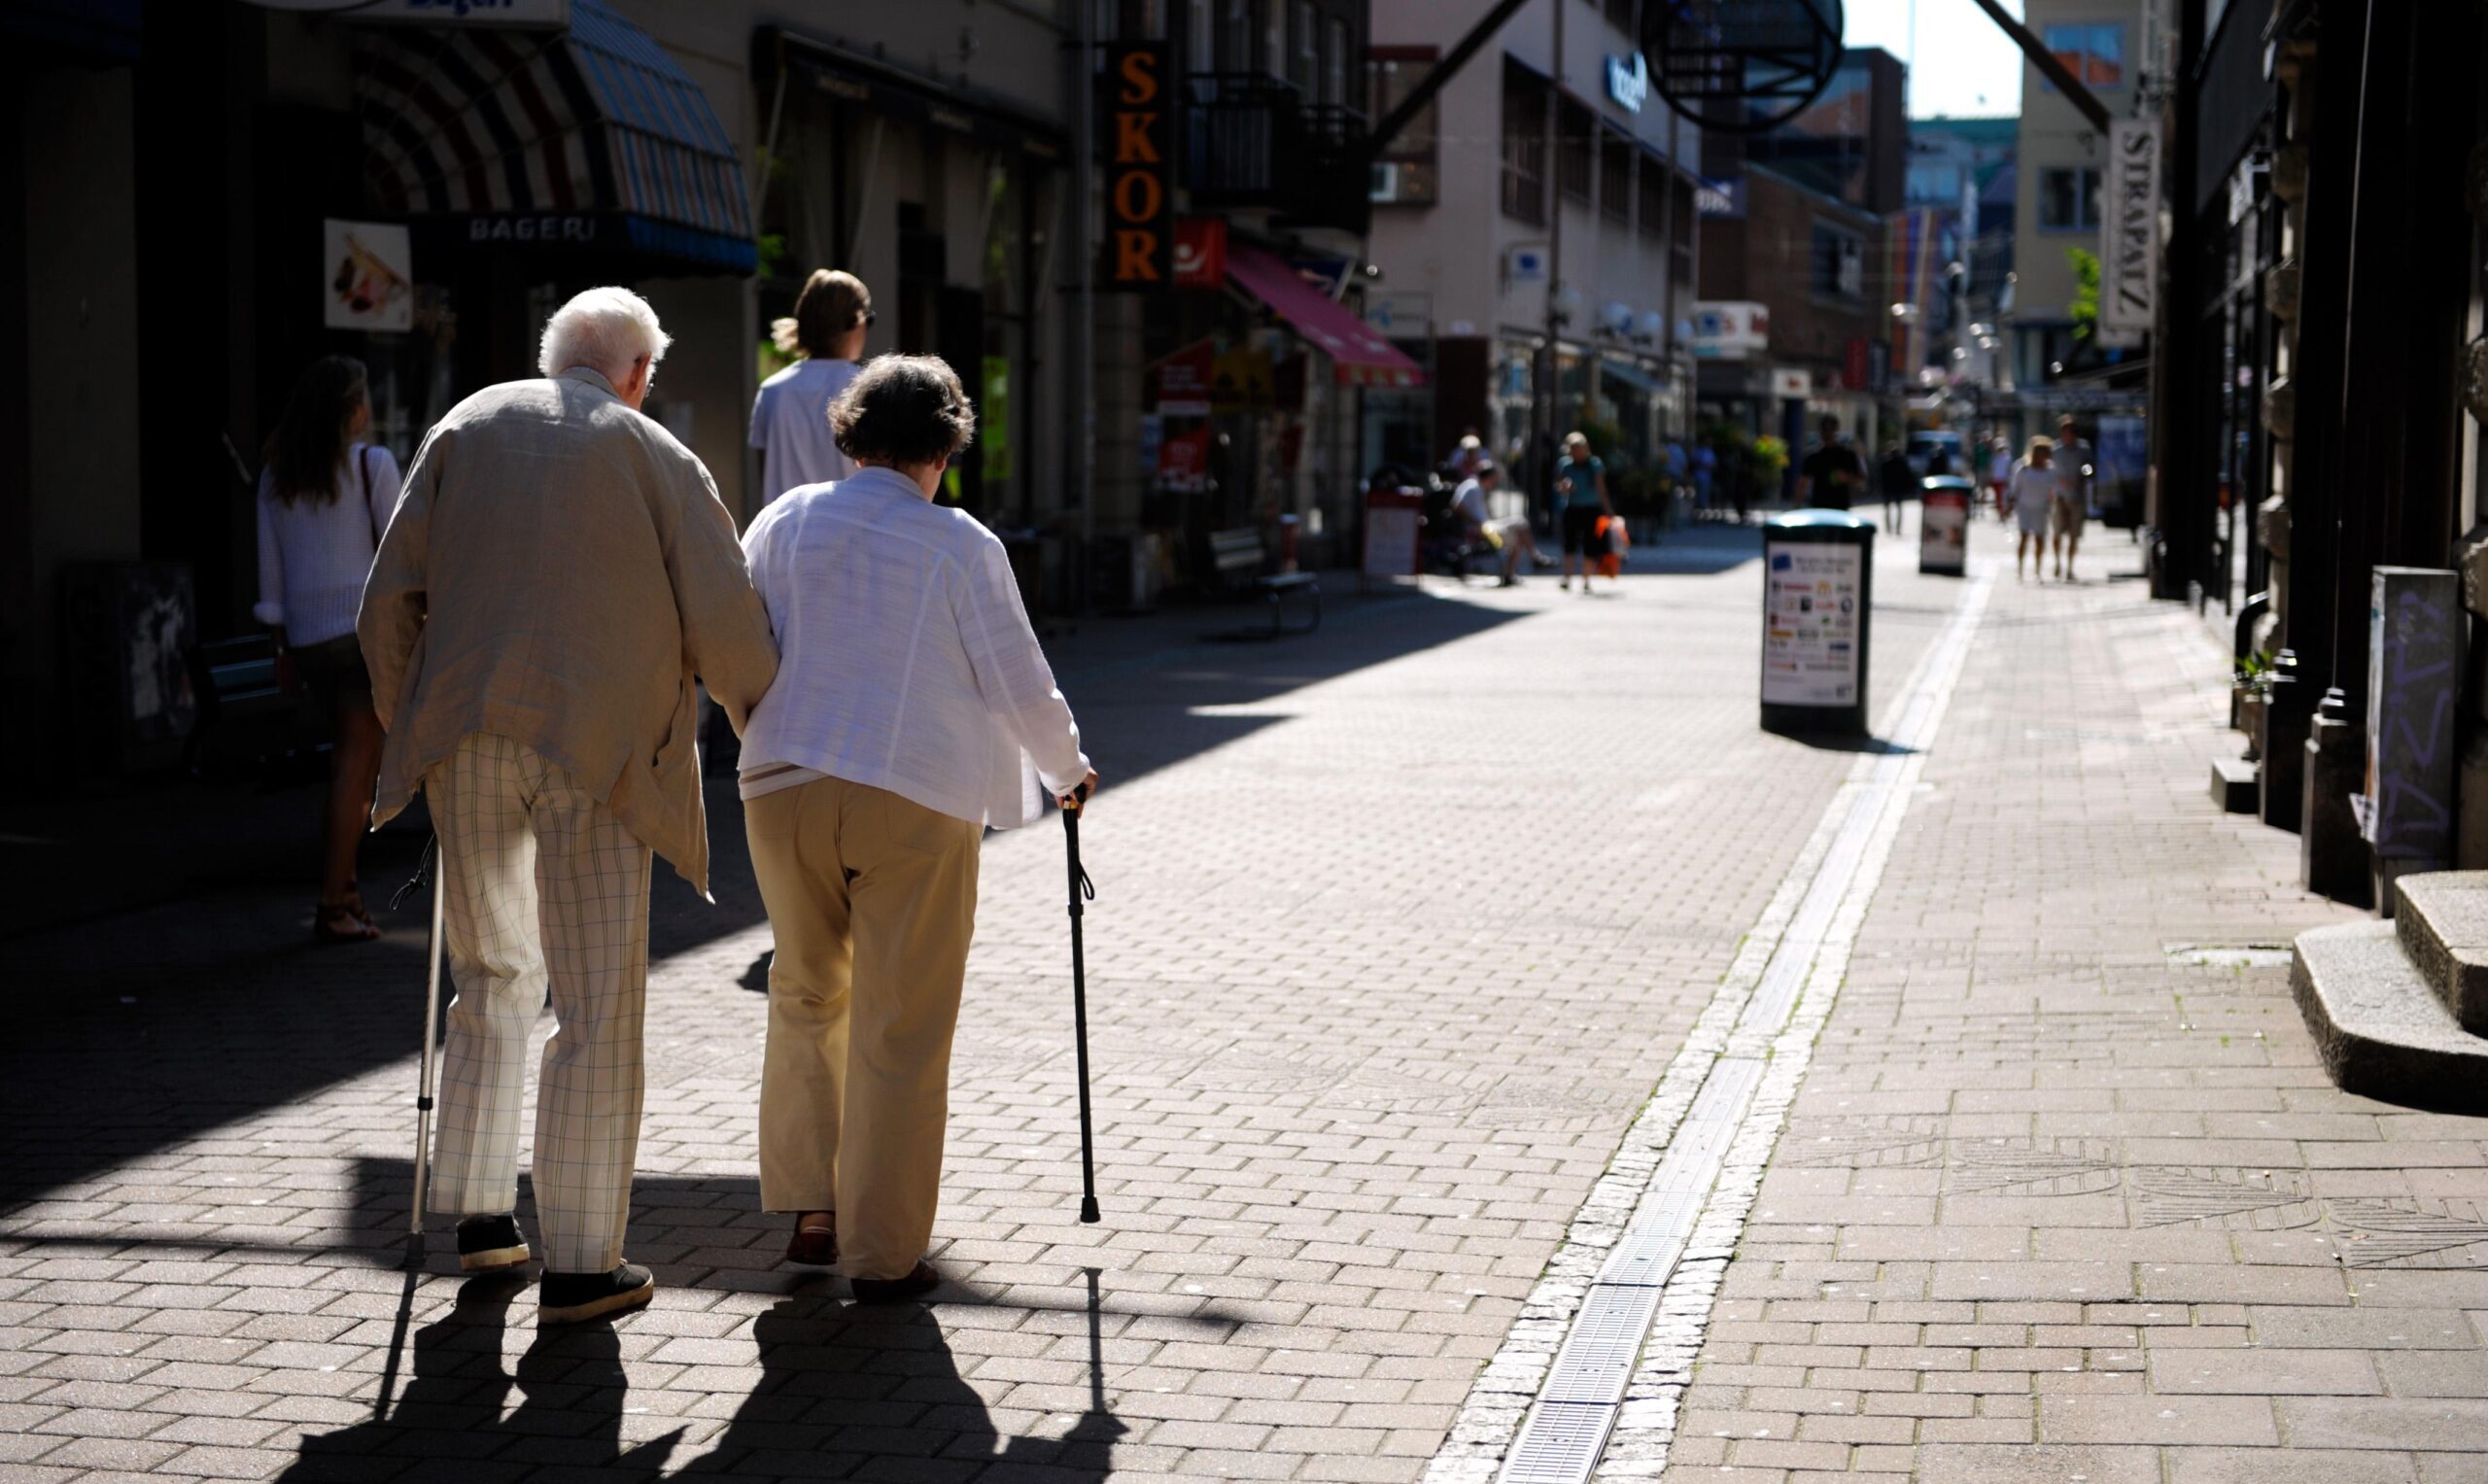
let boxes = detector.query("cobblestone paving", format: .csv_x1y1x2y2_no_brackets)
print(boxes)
1644,569,2488,1484
7,533,2462,1484
0,533,1949,1483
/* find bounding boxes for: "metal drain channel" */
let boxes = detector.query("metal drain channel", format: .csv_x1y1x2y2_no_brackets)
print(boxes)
1473,576,1995,1484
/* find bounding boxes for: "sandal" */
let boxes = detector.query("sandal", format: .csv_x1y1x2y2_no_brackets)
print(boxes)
340,879,378,932
786,1212,838,1266
314,902,381,944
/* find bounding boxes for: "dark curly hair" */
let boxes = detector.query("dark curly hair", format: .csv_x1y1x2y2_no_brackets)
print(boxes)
829,355,977,468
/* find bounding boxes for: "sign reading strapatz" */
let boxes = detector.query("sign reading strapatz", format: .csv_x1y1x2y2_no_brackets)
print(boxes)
2101,119,2160,336
1103,43,1172,289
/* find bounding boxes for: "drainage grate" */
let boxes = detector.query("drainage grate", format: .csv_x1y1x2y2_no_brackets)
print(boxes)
1602,1057,1762,1283
1539,1285,1664,1404
1499,1400,1620,1484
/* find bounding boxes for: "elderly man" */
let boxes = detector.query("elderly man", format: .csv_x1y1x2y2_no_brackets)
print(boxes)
361,287,778,1325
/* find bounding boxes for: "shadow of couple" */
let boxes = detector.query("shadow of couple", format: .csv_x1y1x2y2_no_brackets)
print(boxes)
278,1267,1125,1481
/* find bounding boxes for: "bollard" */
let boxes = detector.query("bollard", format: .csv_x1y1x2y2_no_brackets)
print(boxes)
1761,509,1874,736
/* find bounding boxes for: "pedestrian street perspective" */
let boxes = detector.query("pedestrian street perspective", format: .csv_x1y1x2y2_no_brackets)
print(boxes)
6,0,2488,1481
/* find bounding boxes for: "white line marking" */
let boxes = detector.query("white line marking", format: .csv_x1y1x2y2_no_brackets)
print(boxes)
1426,574,1994,1484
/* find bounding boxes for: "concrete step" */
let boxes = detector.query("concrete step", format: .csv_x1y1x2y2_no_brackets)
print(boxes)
2209,755,2258,813
2394,872,2488,1034
2293,921,2488,1112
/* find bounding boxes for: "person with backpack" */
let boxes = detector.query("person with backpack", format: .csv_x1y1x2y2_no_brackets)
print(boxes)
253,356,401,944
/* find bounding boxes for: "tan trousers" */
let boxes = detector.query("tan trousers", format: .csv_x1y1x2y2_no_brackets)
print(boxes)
747,777,981,1280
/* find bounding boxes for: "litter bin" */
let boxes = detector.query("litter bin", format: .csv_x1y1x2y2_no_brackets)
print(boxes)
1918,475,1973,576
1761,509,1873,736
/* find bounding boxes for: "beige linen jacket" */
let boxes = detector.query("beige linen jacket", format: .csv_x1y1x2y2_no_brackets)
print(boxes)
360,367,779,897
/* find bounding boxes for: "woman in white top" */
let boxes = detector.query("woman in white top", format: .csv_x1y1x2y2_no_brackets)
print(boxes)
252,355,401,943
748,268,872,507
2007,435,2060,583
738,355,1095,1302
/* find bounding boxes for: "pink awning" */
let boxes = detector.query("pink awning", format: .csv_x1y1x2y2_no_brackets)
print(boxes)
1226,245,1427,389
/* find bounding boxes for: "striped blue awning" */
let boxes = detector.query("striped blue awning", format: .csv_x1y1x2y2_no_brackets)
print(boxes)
354,0,755,274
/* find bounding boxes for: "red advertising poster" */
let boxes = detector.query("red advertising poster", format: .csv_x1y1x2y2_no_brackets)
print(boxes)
1174,218,1227,288
1157,425,1211,491
1150,337,1216,416
1845,336,1870,391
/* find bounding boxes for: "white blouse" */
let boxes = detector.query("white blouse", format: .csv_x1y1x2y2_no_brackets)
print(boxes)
253,443,402,647
737,466,1088,829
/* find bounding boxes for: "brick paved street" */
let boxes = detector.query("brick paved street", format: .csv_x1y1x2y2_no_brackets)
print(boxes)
7,527,2478,1483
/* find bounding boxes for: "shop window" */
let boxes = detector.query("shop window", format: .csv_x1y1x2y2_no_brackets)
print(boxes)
2038,166,2100,229
2043,22,2125,88
1600,127,1632,224
1558,95,1593,204
1290,0,1317,91
1370,48,1439,205
1811,221,1864,301
1502,60,1548,224
1264,0,1285,79
1187,0,1214,71
1220,0,1252,69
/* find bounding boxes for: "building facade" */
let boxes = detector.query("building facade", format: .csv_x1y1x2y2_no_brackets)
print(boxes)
1364,0,1699,504
2009,0,2146,389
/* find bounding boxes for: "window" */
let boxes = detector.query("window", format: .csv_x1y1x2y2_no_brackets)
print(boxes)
1220,0,1252,69
2038,165,2101,229
1638,154,1668,241
1291,1,1318,91
1187,0,1213,72
1264,0,1285,79
1906,161,1963,206
2043,22,2125,88
1370,47,1439,204
1558,95,1594,203
1812,221,1864,300
1501,61,1548,224
1324,17,1347,107
1600,127,1632,224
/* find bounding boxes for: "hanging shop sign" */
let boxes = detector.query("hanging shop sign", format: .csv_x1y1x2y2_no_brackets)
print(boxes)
1644,0,1844,137
1211,345,1276,413
323,219,414,332
1103,42,1172,288
1173,218,1227,288
2101,119,2160,336
1150,337,1216,416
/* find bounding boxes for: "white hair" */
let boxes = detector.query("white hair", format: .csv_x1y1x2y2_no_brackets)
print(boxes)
537,287,673,383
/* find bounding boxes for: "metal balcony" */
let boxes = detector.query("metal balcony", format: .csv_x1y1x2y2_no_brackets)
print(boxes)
1181,73,1371,237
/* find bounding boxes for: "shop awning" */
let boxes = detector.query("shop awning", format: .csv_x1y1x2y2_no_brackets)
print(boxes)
1598,359,1666,395
354,0,755,274
1226,246,1427,389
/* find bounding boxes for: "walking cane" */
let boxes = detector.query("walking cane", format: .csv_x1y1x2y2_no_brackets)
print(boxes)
393,838,446,1267
1060,788,1101,1224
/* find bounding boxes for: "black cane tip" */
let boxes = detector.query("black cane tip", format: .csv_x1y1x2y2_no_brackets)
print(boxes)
1079,1196,1101,1225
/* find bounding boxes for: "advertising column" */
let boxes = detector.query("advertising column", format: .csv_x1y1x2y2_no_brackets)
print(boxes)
1760,509,1875,735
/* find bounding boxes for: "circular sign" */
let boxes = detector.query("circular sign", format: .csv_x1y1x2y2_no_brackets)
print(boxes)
1645,0,1847,136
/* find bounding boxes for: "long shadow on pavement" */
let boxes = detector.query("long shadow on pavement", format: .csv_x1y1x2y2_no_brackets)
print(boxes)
0,585,1523,1211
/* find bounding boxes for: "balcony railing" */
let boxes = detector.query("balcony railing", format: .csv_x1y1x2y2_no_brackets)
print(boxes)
1182,73,1371,237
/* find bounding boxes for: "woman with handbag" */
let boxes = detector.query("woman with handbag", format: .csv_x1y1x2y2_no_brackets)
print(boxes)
253,355,401,943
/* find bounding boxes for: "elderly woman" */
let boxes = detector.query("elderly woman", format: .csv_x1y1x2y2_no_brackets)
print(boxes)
738,354,1095,1302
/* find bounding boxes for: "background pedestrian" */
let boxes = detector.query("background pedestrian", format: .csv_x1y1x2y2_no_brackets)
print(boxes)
1796,415,1863,509
737,355,1095,1303
361,287,779,1324
1879,442,1913,535
2008,435,2059,581
254,355,399,945
750,268,872,507
1555,431,1611,593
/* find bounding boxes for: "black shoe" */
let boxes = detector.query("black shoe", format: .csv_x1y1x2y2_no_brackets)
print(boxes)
537,1262,655,1326
456,1214,530,1273
849,1260,941,1305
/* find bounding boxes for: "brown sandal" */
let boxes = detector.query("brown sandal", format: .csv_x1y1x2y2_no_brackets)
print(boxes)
786,1212,837,1266
314,902,381,944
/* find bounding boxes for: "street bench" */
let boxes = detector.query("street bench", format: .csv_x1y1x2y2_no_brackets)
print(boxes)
1207,527,1320,638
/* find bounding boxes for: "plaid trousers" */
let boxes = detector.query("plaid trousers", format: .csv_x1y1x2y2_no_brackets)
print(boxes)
426,733,653,1273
